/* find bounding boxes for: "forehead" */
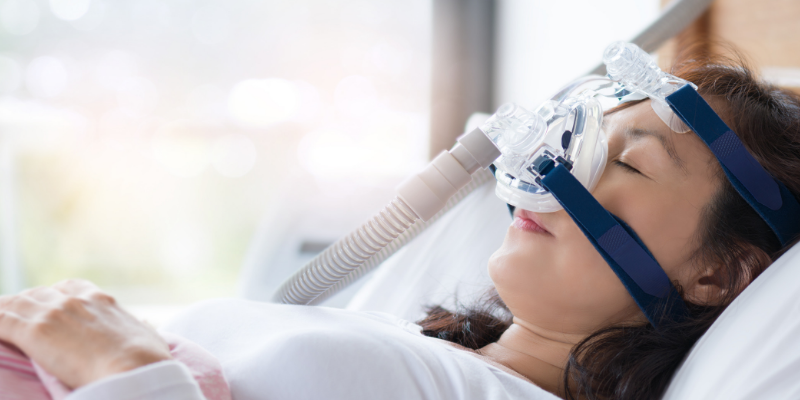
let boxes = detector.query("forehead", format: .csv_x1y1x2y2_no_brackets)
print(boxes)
605,100,672,135
604,101,715,169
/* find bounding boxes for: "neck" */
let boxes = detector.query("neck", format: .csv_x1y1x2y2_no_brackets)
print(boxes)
479,317,584,396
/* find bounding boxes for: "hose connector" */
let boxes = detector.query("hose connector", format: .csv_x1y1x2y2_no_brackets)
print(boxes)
396,128,500,221
603,41,696,133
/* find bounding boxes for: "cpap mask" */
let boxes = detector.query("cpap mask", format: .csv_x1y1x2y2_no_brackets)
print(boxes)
275,41,800,331
478,41,800,327
472,42,701,326
486,41,696,213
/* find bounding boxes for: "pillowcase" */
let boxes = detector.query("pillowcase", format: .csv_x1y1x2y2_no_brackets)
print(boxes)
662,243,800,399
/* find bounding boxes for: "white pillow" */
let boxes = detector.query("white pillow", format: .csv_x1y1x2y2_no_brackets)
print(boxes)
346,180,509,321
662,242,800,399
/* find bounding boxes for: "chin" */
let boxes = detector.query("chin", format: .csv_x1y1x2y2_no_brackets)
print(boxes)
487,245,512,283
488,247,539,292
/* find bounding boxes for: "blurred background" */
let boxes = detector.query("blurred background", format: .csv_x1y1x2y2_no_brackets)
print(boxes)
0,0,666,320
0,0,434,312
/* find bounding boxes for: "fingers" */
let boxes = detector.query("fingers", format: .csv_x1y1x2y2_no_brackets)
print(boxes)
19,286,66,303
52,279,116,305
0,280,105,337
52,279,100,297
1,285,68,309
0,293,43,316
0,279,114,345
0,284,96,348
0,309,25,343
4,280,107,304
0,294,13,310
0,295,40,345
0,279,172,389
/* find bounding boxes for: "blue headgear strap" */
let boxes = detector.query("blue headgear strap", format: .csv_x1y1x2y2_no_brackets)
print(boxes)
539,163,688,329
666,85,800,246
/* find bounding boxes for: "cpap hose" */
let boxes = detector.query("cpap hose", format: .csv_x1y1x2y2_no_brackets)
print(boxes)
275,168,494,305
273,128,501,305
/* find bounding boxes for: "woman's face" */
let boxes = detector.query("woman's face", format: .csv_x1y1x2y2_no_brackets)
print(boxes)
488,100,719,335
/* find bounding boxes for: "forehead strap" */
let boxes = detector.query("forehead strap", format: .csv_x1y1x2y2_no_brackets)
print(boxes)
666,85,800,246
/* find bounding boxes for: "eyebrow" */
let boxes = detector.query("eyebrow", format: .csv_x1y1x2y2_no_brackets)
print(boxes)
625,127,688,174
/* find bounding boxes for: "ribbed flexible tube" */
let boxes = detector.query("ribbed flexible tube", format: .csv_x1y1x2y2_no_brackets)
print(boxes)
273,168,495,305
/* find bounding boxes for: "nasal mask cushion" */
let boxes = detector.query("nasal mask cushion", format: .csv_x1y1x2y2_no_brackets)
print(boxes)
483,42,800,329
486,92,608,212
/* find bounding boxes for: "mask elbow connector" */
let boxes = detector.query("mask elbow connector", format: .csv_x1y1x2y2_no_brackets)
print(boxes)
603,41,695,133
397,128,501,221
454,127,503,173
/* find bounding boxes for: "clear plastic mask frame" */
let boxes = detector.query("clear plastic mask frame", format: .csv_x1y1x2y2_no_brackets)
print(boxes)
483,41,697,213
484,78,614,212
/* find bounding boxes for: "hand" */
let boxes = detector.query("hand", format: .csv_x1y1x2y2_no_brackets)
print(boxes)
0,279,172,389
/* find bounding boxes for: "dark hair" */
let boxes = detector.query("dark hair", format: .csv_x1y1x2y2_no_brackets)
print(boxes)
418,50,800,399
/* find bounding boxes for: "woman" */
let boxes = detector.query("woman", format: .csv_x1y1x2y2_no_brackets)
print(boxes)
1,52,799,400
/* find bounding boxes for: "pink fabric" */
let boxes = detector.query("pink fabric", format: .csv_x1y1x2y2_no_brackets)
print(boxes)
0,332,231,400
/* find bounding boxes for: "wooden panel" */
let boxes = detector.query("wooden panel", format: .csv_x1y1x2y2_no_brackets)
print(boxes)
710,0,800,68
658,0,800,90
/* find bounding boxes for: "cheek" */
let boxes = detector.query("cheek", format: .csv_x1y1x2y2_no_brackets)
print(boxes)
598,177,711,278
489,223,642,333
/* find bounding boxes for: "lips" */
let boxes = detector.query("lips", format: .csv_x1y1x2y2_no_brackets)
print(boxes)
513,209,552,235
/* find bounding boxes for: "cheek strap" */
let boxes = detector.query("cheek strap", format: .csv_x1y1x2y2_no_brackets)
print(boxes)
539,164,688,329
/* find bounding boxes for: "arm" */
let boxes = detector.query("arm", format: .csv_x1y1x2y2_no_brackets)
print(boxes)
0,279,204,399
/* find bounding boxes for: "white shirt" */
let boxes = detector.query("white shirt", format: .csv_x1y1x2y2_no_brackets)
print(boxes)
67,299,560,400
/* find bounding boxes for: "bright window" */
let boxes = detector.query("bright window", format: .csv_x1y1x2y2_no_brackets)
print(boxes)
0,0,432,311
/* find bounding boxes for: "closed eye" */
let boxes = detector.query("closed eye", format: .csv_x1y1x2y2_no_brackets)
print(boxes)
613,160,642,175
